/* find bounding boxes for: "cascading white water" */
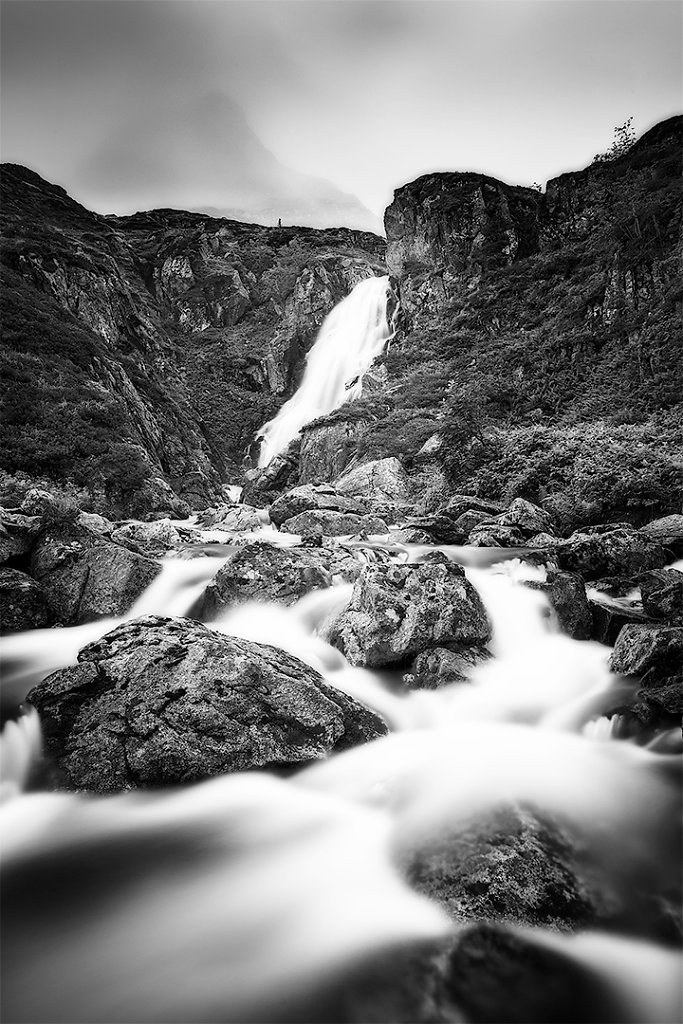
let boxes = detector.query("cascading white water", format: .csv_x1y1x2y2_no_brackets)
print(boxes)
1,536,681,1023
257,275,394,466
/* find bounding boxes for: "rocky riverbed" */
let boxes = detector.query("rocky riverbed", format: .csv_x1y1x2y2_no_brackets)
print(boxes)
1,471,682,1023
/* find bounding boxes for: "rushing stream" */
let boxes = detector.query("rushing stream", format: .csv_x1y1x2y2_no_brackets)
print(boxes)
1,523,681,1023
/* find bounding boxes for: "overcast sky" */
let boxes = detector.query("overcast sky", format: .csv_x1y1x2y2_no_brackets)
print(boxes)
2,0,681,225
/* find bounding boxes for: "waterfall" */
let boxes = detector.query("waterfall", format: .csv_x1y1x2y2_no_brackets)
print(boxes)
257,275,394,467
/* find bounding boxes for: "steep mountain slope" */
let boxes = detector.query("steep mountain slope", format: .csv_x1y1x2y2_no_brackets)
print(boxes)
0,165,385,513
332,116,682,529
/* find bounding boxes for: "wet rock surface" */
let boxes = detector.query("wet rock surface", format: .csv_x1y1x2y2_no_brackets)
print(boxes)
28,615,387,792
403,805,598,929
609,623,683,685
639,568,683,622
282,509,388,537
327,555,491,667
268,484,368,527
197,541,360,617
403,645,490,690
525,569,592,640
29,522,161,624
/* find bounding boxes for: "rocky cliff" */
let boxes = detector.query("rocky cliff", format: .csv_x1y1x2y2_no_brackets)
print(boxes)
0,165,384,513
343,115,681,529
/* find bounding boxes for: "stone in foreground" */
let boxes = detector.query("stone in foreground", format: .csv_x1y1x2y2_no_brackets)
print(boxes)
28,615,387,792
328,555,491,667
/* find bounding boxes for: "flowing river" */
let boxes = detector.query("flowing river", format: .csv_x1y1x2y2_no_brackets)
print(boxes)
1,525,681,1023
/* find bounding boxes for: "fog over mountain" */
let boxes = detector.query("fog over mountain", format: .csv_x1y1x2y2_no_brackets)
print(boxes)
75,93,379,231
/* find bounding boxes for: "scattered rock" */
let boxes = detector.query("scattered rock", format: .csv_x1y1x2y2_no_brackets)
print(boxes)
268,484,368,528
497,498,556,536
639,514,683,555
197,541,333,617
388,527,435,545
399,513,467,545
468,523,528,548
282,510,388,537
452,509,491,535
76,511,114,536
29,522,160,624
195,505,262,533
556,526,666,580
609,624,683,686
27,615,387,792
403,645,490,689
444,495,504,519
525,569,592,640
138,476,191,519
111,520,182,557
0,567,54,633
335,457,411,502
639,568,683,622
327,555,491,667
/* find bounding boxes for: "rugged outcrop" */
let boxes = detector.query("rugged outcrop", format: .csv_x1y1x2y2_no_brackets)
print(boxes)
0,164,385,511
327,555,491,668
27,615,387,792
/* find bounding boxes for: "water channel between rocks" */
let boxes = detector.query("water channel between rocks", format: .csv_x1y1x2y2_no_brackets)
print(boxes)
1,518,681,1024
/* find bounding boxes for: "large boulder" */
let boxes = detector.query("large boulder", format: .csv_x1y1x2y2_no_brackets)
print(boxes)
282,510,388,538
268,484,368,528
327,554,491,667
298,419,361,484
444,495,503,519
496,498,556,536
468,523,528,548
555,525,667,580
639,568,683,622
397,512,467,545
639,514,683,555
241,439,301,508
467,498,558,549
609,624,683,686
111,520,182,557
27,615,387,792
525,569,592,640
197,541,336,617
29,522,161,624
0,567,54,633
194,504,262,533
335,457,412,502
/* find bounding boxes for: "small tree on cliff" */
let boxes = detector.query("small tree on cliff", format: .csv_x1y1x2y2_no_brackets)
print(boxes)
593,117,636,164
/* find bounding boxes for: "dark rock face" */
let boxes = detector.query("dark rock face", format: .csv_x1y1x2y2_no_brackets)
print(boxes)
525,569,592,640
589,600,652,646
404,806,597,929
0,567,53,633
386,172,540,315
197,541,337,617
443,924,624,1024
269,484,368,527
639,568,683,622
29,522,160,624
555,526,666,580
335,458,412,502
639,515,683,555
403,645,490,690
327,556,491,668
0,509,40,566
609,623,683,685
298,419,363,484
27,615,387,792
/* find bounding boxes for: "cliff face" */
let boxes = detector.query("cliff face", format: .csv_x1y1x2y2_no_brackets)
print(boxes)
0,165,384,511
365,116,682,528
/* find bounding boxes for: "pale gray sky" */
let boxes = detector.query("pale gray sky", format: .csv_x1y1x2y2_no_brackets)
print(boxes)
2,0,681,225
